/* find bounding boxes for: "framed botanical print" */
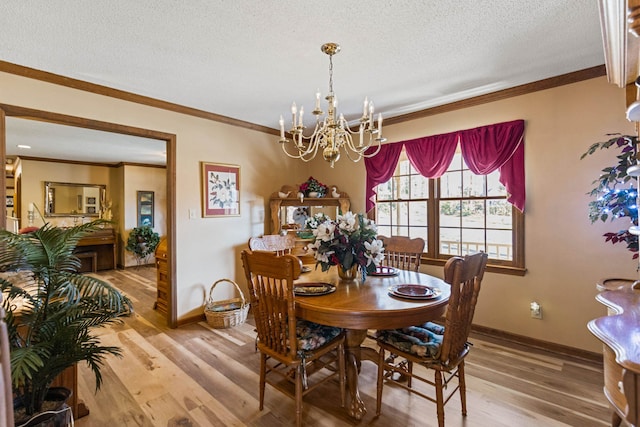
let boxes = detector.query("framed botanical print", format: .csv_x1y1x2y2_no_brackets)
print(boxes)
201,162,240,217
137,191,154,227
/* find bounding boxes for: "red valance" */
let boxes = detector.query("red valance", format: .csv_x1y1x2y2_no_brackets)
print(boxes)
365,119,525,212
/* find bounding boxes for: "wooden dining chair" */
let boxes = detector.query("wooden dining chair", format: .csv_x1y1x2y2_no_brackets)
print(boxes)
378,235,425,271
241,250,346,427
248,234,296,255
375,252,488,427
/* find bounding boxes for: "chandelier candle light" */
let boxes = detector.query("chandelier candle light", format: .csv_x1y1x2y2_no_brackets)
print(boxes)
278,42,386,168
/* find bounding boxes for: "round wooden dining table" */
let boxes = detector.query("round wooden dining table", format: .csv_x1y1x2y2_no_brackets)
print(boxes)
294,265,450,420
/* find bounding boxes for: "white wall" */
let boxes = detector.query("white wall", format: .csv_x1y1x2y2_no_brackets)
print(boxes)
122,165,167,267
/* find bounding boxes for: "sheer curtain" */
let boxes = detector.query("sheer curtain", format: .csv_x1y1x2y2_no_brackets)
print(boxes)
364,119,525,212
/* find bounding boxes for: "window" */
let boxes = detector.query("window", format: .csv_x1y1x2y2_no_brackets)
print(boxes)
376,148,524,274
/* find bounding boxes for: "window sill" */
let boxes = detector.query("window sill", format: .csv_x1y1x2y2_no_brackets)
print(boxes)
420,257,526,276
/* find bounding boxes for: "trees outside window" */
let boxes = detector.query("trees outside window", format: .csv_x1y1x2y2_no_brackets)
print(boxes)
376,148,524,273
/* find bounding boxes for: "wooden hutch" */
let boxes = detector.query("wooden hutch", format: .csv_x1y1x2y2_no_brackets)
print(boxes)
593,2,640,425
269,184,350,263
269,184,350,234
589,279,640,427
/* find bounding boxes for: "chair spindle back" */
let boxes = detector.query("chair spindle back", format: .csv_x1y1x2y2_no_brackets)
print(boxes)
440,252,488,366
241,250,301,360
378,235,425,271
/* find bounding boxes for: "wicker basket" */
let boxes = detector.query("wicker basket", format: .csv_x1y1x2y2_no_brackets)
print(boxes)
205,279,249,328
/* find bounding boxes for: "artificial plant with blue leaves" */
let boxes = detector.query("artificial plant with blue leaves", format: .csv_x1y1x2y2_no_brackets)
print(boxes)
581,133,639,259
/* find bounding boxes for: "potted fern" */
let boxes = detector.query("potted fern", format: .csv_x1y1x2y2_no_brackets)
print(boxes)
125,225,160,266
0,220,132,425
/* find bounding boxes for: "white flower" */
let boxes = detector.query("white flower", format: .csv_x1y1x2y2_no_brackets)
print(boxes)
337,212,357,232
365,239,384,254
314,222,336,242
314,250,332,263
305,213,332,230
364,239,385,266
363,218,378,232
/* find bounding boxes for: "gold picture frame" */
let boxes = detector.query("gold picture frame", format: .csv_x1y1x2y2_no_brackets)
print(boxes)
201,162,240,217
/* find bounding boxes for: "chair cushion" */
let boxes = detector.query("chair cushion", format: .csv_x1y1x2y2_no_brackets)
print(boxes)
296,319,342,352
376,321,445,358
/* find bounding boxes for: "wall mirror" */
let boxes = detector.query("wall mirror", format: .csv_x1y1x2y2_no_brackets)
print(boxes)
44,181,106,217
269,185,350,234
280,205,337,229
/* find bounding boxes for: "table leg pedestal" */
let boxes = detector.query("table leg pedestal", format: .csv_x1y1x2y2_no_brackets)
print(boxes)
345,329,369,420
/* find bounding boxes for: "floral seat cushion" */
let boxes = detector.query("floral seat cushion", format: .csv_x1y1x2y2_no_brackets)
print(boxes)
376,321,445,358
296,319,342,352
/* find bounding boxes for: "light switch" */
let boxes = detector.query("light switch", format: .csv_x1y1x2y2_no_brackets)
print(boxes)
189,208,197,219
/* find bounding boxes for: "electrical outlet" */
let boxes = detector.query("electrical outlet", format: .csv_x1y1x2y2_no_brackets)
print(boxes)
530,301,542,319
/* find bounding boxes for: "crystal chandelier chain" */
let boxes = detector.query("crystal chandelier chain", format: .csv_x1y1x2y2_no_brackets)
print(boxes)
278,42,386,168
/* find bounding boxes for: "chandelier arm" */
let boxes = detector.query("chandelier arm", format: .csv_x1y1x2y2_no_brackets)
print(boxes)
341,148,364,163
280,143,306,159
336,133,364,163
281,136,320,159
337,116,369,135
342,130,373,153
362,141,383,158
280,143,318,162
342,131,383,158
289,130,321,157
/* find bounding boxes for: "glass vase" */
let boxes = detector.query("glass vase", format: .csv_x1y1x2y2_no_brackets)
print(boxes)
338,264,359,281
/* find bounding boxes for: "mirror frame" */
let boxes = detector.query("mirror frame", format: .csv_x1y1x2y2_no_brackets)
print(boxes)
44,181,106,217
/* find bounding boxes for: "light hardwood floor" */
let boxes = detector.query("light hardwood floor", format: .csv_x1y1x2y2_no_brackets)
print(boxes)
74,267,611,427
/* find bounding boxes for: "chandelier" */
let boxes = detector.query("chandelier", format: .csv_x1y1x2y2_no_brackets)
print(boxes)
278,42,386,168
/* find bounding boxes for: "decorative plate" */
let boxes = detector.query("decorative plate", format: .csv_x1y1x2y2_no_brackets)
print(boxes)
370,265,398,276
388,284,441,300
294,282,336,296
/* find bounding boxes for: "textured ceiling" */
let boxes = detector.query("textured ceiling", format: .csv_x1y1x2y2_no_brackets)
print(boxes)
0,1,605,164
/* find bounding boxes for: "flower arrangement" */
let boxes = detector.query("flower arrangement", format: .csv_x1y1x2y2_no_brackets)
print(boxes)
299,176,328,197
304,212,332,230
297,212,332,239
310,211,385,278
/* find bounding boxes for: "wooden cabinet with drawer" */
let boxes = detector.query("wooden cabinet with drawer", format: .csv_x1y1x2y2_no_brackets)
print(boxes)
588,279,640,427
74,227,117,272
154,237,168,315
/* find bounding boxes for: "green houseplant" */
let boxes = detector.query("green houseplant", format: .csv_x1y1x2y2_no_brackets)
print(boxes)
581,133,639,258
125,225,160,265
0,220,132,423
